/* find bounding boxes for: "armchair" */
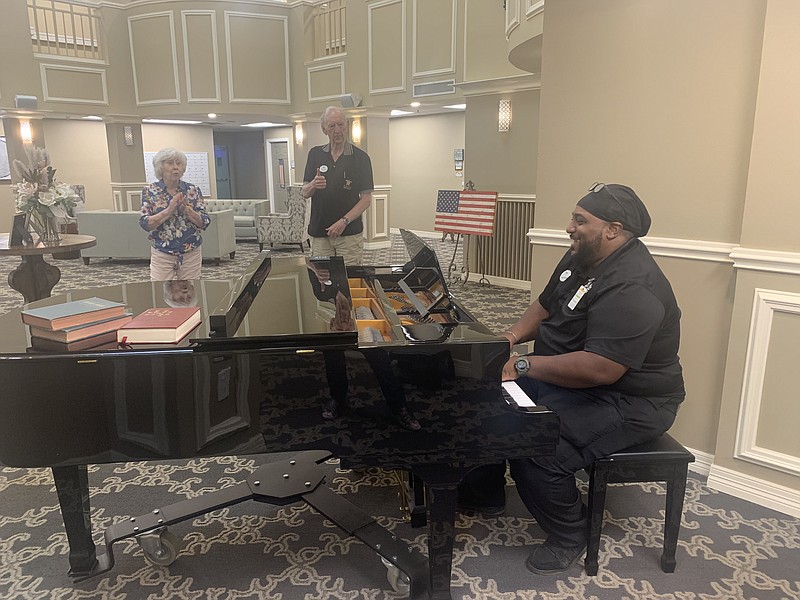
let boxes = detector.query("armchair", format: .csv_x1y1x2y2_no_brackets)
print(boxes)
256,189,310,252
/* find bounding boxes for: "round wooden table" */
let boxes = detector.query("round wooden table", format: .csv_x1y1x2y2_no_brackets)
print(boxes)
0,234,97,303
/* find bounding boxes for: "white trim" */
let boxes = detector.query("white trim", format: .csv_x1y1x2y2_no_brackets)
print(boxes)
734,289,800,476
412,0,456,78
182,10,221,103
110,181,148,187
307,61,346,103
368,0,406,95
505,0,520,39
224,12,291,104
370,191,390,243
525,0,545,19
708,463,800,518
687,446,713,478
265,137,290,212
128,11,181,106
498,193,535,202
527,228,737,264
99,0,291,8
731,246,800,275
40,63,109,105
455,73,541,96
33,53,107,67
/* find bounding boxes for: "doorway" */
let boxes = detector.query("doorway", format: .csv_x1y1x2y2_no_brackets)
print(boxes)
266,139,290,213
214,145,233,199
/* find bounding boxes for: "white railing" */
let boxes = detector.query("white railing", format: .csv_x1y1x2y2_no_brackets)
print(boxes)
28,0,104,61
313,0,346,58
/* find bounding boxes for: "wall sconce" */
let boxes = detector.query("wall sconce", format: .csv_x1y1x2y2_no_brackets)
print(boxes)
498,99,512,132
20,120,33,144
123,125,134,146
351,118,362,144
294,123,304,146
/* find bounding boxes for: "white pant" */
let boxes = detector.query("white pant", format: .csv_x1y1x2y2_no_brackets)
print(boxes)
149,247,202,280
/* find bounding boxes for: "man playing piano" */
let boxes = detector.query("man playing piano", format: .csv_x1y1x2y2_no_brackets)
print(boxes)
463,183,685,575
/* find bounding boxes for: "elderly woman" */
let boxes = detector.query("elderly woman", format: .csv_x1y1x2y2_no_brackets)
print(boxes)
140,148,210,280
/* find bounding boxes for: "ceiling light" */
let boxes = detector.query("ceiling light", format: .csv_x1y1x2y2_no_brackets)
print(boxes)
444,104,466,110
82,115,103,120
242,121,283,128
207,113,217,119
390,109,413,116
410,102,421,108
142,118,202,125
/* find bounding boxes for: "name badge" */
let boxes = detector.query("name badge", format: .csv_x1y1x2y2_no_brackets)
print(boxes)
319,165,329,173
567,286,588,310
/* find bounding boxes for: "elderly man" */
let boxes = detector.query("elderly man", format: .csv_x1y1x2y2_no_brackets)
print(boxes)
461,183,685,575
301,106,373,265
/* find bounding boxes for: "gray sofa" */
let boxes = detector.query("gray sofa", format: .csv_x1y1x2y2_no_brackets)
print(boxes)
76,209,237,265
204,199,271,240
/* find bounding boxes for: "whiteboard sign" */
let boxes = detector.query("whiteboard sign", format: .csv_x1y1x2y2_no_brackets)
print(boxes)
144,151,211,196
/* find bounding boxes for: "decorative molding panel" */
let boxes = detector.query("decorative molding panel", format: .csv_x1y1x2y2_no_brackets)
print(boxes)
525,0,545,19
412,0,456,78
730,247,800,275
307,61,346,103
734,288,800,476
368,0,406,95
371,192,389,241
40,63,108,105
182,11,221,103
505,0,520,38
128,12,181,106
225,12,290,104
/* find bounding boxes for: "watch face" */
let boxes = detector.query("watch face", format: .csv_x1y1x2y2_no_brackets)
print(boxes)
515,358,529,374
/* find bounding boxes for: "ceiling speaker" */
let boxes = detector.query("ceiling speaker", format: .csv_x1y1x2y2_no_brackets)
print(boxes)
15,95,38,110
340,93,362,108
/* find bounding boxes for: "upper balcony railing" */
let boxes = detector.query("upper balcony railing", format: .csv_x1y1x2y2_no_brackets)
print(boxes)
313,0,346,59
27,0,104,62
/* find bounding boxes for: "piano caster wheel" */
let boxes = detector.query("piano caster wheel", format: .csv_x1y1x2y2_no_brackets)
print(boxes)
137,527,180,567
381,557,410,594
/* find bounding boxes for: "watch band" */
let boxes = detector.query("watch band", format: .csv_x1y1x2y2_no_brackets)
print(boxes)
342,216,351,225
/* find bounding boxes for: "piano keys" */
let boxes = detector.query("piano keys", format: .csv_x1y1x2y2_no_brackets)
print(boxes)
0,230,559,599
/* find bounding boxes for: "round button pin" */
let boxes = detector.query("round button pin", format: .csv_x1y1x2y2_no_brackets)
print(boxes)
559,269,571,282
319,165,329,173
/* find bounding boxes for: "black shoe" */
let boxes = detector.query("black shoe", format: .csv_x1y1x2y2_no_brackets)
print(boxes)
525,539,586,575
456,501,505,517
322,398,347,420
394,408,421,431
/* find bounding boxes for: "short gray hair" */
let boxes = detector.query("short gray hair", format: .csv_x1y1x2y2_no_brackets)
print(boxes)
152,148,188,180
320,106,346,128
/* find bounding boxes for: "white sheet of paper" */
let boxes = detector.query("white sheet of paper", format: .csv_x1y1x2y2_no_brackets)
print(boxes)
502,380,537,407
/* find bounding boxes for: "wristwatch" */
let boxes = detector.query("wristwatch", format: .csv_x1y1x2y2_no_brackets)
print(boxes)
514,356,530,377
341,216,351,225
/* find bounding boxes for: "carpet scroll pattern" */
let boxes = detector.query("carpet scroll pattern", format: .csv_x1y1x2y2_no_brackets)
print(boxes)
1,236,799,599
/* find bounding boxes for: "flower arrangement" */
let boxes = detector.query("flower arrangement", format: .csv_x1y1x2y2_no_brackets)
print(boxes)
11,146,80,243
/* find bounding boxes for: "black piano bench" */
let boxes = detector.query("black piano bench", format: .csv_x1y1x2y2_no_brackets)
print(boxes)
585,433,695,576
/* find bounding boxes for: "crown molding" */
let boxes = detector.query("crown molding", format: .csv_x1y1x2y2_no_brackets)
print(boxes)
455,73,541,97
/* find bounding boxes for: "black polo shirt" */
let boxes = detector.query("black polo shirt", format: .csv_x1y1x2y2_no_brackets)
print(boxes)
536,239,685,399
303,142,374,237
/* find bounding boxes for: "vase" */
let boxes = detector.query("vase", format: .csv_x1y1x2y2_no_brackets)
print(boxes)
25,210,62,245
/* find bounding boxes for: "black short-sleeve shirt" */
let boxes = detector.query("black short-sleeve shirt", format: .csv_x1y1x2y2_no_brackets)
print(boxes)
536,239,685,399
303,142,374,237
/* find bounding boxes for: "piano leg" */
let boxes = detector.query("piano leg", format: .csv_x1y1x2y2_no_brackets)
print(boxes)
424,481,459,600
51,465,98,578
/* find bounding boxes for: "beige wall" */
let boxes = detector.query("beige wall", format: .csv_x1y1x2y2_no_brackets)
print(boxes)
388,112,466,232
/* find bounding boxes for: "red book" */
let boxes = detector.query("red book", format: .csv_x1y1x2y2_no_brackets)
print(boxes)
28,313,133,343
116,307,202,345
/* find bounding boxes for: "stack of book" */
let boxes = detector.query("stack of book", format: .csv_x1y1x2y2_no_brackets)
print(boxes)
22,297,133,352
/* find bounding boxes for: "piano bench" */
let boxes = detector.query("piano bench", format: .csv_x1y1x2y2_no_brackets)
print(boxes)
585,433,695,575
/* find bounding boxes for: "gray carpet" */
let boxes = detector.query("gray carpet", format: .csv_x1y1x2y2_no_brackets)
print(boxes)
1,235,799,599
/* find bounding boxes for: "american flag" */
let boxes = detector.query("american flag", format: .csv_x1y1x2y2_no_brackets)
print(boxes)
434,190,498,236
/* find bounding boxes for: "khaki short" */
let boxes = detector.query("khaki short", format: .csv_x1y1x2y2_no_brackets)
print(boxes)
150,246,202,281
310,234,364,266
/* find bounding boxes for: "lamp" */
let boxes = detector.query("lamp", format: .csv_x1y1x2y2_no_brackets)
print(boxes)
351,118,362,144
294,123,304,146
498,99,512,132
124,126,134,146
20,120,33,144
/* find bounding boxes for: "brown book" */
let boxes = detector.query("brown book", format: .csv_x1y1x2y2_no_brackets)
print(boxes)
116,307,202,344
21,297,127,330
29,313,134,343
29,330,120,352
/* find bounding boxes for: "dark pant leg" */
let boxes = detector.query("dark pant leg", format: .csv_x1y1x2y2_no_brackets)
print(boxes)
510,379,679,548
360,348,407,412
458,462,507,508
322,350,348,402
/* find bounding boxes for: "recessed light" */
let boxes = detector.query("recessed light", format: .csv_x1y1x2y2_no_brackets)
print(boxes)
390,109,413,116
241,122,283,128
444,104,466,110
410,102,421,108
82,115,103,120
207,113,217,119
142,118,202,125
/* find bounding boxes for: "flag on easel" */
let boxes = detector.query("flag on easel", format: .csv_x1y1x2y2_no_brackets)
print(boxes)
434,190,498,236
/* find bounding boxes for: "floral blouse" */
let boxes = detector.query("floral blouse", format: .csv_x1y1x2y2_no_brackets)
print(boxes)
139,180,210,256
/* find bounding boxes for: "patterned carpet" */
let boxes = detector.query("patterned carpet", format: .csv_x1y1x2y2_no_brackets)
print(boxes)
1,234,799,599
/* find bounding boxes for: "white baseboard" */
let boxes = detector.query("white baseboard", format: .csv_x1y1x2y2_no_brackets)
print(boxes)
687,446,713,477
707,463,800,518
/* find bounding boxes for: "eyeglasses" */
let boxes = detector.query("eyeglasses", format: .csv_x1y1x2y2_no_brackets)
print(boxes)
588,181,625,222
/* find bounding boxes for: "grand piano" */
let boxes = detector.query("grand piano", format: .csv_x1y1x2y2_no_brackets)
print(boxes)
0,231,559,599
